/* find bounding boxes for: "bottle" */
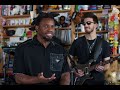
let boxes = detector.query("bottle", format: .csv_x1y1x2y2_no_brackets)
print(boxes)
23,30,26,37
98,21,102,31
27,5,30,14
30,5,33,11
75,5,79,12
24,5,27,14
97,5,103,10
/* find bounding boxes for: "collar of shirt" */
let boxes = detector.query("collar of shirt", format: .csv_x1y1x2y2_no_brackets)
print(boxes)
32,35,56,47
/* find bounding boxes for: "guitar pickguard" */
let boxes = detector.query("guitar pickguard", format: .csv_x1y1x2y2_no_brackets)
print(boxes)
74,64,92,85
74,74,92,85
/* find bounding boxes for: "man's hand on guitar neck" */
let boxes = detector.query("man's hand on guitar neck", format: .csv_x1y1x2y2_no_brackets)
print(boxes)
95,57,111,72
74,69,84,77
95,61,104,72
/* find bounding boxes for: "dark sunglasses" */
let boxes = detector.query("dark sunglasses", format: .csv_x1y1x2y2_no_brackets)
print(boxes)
82,21,94,26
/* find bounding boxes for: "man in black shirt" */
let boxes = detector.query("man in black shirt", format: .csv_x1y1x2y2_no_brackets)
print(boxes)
69,12,110,85
13,12,70,85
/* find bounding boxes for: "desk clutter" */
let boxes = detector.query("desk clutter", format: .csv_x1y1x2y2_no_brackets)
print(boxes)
0,47,16,85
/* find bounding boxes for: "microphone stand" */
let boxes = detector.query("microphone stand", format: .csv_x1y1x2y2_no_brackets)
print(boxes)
2,51,9,85
70,67,74,85
66,51,77,85
51,40,77,85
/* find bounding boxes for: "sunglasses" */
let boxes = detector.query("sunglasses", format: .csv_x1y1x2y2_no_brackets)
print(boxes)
82,21,94,26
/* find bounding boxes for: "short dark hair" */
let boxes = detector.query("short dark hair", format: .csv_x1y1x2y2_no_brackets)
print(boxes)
30,12,59,31
34,13,55,25
31,12,59,26
59,16,66,21
81,12,98,24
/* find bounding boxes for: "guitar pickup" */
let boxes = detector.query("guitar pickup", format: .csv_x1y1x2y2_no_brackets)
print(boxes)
84,67,89,75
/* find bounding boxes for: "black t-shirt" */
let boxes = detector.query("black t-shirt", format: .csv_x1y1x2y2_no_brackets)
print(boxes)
13,36,70,85
69,36,110,82
59,22,68,27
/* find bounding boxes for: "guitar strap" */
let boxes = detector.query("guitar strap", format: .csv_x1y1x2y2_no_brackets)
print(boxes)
90,37,103,63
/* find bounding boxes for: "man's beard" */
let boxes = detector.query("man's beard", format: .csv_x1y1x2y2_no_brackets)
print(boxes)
43,36,53,41
85,29,94,34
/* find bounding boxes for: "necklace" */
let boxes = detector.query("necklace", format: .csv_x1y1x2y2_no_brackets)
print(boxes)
85,37,97,53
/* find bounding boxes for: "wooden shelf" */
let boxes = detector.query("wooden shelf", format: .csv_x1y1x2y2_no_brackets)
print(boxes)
96,31,109,34
74,30,108,35
2,14,30,19
80,9,110,13
3,35,22,39
55,27,71,30
3,25,71,30
3,25,31,28
80,7,120,13
42,9,70,13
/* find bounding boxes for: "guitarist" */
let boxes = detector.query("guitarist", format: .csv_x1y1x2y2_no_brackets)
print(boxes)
69,12,111,85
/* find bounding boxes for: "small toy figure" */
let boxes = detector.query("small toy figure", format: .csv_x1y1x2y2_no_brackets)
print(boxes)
58,16,69,27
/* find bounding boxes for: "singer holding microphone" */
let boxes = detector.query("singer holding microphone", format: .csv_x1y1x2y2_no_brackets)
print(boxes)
13,12,70,85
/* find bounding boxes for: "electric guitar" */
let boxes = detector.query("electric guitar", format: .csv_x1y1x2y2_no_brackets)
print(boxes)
74,55,120,85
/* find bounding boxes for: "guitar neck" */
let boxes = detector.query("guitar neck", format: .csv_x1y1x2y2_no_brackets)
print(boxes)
89,58,115,72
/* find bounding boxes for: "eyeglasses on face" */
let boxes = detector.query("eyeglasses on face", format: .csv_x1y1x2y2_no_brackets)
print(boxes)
82,21,94,26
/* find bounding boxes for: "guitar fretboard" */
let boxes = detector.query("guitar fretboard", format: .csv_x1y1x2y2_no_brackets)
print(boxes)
89,57,118,71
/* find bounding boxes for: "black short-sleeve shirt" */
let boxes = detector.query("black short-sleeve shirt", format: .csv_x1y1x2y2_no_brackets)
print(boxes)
13,36,70,85
69,36,110,82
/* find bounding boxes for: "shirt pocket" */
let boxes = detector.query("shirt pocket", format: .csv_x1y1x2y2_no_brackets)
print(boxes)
50,53,64,71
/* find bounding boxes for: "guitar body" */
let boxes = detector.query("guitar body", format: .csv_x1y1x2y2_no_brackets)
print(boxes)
73,56,120,85
74,63,92,85
74,74,92,85
70,55,120,85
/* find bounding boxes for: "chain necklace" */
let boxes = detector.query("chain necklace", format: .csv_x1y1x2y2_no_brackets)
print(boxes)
86,37,97,53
